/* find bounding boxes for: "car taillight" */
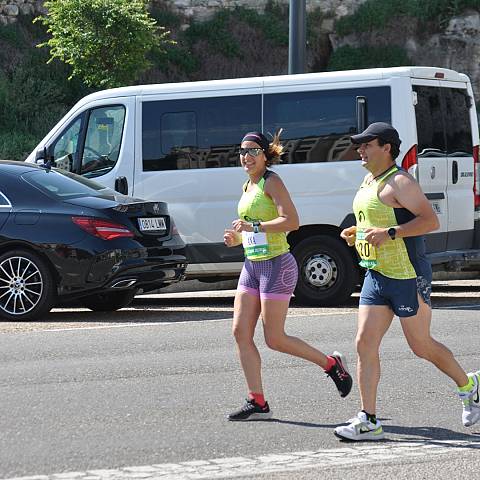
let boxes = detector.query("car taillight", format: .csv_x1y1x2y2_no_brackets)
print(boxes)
401,145,418,175
72,217,134,240
170,218,179,236
474,145,480,209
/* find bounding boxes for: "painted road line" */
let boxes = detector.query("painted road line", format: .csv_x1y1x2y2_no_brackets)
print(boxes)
41,311,354,332
3,440,480,480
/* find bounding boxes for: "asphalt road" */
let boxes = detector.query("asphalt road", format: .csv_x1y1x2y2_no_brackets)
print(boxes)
0,281,479,479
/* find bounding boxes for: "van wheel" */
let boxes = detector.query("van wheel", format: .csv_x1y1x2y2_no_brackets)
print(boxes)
292,235,359,306
0,250,55,321
82,289,137,312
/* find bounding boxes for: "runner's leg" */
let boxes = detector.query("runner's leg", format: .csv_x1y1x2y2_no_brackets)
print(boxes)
357,305,394,414
232,290,263,393
261,298,330,368
400,294,468,387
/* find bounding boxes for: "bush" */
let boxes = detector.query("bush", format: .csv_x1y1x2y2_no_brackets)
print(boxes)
0,130,39,161
0,15,90,160
327,45,411,71
336,0,480,35
35,0,171,88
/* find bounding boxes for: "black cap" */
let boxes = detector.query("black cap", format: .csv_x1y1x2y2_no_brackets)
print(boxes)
350,122,401,147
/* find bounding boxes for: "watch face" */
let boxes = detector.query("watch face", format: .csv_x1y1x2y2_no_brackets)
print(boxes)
388,228,396,239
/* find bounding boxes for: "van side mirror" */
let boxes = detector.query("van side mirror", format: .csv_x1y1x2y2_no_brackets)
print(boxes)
35,147,54,169
115,176,128,195
35,147,46,164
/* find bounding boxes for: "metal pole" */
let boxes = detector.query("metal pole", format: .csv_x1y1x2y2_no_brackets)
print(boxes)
288,0,306,74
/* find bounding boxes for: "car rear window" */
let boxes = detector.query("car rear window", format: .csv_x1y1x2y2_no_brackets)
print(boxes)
23,168,112,199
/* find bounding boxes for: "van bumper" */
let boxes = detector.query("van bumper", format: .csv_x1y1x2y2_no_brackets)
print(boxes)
429,249,480,272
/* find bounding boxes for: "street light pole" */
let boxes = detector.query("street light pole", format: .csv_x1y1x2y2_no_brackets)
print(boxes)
288,0,306,74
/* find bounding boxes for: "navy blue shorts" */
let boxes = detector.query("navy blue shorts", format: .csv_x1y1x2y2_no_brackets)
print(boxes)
359,269,432,317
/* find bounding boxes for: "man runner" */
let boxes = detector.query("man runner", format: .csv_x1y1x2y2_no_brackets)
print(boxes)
335,122,480,441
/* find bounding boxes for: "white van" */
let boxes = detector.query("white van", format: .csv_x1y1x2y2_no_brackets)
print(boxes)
26,66,480,305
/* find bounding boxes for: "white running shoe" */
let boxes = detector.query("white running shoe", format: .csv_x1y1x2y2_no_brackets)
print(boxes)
334,411,384,441
458,371,480,427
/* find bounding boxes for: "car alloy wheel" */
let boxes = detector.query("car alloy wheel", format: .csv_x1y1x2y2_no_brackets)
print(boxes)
0,250,55,320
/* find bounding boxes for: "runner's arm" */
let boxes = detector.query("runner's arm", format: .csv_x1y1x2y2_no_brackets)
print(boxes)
262,175,299,233
364,173,439,247
391,173,440,238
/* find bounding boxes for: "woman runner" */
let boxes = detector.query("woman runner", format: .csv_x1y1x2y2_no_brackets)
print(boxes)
224,130,353,421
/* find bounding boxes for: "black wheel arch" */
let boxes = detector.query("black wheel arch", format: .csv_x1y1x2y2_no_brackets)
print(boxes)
0,242,60,293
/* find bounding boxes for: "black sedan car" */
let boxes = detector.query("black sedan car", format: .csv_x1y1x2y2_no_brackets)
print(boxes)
0,161,187,320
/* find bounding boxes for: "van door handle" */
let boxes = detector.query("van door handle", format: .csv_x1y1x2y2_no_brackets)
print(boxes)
115,176,128,195
452,161,458,184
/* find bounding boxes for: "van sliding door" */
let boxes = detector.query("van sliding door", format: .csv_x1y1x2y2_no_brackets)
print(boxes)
413,83,448,253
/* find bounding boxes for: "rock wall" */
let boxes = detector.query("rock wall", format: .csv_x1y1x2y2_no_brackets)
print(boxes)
156,0,364,21
1,0,365,24
2,0,480,99
332,8,480,100
0,0,45,25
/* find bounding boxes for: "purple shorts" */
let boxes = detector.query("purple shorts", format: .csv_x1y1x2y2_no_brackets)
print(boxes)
237,252,298,301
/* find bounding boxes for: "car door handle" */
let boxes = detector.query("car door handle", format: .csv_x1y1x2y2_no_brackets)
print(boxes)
452,160,458,184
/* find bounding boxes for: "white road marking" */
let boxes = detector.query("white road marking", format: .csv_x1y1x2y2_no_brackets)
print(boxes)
3,440,480,480
41,312,353,333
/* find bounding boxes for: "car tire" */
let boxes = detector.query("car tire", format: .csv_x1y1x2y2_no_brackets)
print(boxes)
0,249,55,321
292,234,359,306
82,289,138,312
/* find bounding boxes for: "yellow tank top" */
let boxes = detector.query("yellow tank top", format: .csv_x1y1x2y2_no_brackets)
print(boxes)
237,171,290,261
353,165,417,279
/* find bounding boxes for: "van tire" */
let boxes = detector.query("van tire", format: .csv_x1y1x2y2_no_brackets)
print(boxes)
292,235,358,306
82,289,137,312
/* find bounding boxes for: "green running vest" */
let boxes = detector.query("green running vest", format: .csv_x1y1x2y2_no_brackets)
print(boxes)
237,171,290,261
353,165,416,279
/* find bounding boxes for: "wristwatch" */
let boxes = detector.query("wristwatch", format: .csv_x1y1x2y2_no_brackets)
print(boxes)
253,221,261,233
387,227,396,240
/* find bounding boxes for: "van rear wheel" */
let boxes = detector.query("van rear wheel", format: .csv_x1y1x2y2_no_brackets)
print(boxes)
292,235,358,306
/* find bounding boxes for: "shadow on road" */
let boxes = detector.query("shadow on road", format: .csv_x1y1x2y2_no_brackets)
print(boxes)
381,424,480,446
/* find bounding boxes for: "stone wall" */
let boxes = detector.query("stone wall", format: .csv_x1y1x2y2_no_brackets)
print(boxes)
0,0,46,25
2,0,480,99
1,0,365,25
157,0,364,21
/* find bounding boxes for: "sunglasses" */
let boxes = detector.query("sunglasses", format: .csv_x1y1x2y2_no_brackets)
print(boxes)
239,147,264,157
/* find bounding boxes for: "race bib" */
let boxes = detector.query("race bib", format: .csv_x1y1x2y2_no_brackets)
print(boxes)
355,229,377,268
242,231,269,258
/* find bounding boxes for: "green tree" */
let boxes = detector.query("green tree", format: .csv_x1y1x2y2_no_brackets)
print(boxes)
35,0,172,88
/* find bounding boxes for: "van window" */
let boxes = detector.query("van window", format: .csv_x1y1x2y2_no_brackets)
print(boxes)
263,87,391,163
81,105,126,177
142,95,261,171
414,86,473,157
414,86,447,157
161,111,197,155
443,88,473,156
52,116,83,172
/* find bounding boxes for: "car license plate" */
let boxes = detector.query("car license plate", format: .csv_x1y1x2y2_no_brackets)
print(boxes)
138,217,166,232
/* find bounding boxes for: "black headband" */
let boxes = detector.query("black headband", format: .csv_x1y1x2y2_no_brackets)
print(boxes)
241,132,269,153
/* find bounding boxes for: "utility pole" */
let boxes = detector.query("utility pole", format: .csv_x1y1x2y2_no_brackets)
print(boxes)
288,0,306,74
